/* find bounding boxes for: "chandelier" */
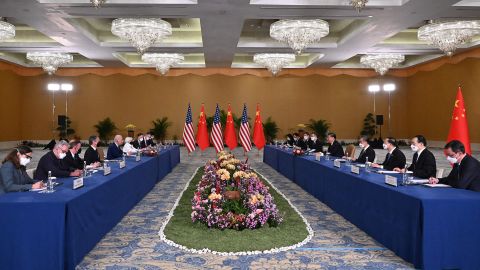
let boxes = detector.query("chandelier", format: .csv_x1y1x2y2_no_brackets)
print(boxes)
360,54,405,76
350,0,368,12
111,18,172,54
90,0,106,8
253,53,296,76
418,20,480,56
270,19,329,55
0,18,15,41
142,53,184,75
26,52,73,75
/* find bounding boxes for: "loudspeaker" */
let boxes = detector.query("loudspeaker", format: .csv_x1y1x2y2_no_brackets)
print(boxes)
376,115,384,126
58,115,67,127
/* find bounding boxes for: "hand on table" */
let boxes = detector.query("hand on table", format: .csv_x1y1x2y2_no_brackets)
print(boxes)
70,170,82,177
428,177,439,184
32,182,44,189
371,163,381,168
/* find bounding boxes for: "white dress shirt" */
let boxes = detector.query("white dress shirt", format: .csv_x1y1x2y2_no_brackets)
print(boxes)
122,142,138,154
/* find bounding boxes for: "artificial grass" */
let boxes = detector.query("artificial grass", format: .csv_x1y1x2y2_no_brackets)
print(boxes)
163,168,309,252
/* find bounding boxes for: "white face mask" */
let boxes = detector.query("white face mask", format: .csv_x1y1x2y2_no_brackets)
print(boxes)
304,136,309,140
359,143,364,148
311,136,317,141
139,138,144,142
446,156,458,164
410,145,419,152
382,143,388,150
20,157,30,166
59,152,66,159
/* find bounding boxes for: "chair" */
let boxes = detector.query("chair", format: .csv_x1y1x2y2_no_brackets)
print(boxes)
26,168,36,179
97,147,105,162
345,144,356,158
436,168,444,178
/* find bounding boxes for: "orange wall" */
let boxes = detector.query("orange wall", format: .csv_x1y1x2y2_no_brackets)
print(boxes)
0,70,22,141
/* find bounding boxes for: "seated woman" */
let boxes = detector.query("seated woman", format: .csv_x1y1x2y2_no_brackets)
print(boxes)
123,137,138,155
0,146,43,194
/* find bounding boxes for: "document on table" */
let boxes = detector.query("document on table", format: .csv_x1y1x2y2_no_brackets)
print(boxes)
378,170,414,174
409,179,429,184
30,187,46,192
423,183,451,188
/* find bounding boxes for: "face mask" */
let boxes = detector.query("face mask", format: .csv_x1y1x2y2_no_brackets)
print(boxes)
20,157,30,166
410,145,419,152
311,136,317,141
304,136,309,140
59,152,66,159
359,143,364,148
446,156,458,164
139,138,144,142
382,143,388,150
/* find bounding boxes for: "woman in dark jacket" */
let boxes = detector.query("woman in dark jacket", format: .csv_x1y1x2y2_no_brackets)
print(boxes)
0,146,43,194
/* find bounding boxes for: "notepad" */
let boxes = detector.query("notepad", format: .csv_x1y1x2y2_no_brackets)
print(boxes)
423,184,451,188
409,179,429,184
30,187,46,192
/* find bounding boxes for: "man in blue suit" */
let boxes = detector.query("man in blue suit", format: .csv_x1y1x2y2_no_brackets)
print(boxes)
106,135,124,160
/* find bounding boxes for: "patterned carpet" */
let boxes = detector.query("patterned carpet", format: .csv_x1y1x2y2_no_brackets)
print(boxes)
77,148,414,270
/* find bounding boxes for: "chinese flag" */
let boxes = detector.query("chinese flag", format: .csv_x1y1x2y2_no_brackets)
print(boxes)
253,104,266,150
224,104,238,150
447,87,471,154
196,104,210,151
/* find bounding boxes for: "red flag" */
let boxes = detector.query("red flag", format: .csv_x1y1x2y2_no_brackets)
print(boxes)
252,104,266,150
224,104,238,150
196,104,209,151
447,86,471,154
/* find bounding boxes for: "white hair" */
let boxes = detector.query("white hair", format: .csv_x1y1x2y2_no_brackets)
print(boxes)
125,137,133,143
54,140,69,150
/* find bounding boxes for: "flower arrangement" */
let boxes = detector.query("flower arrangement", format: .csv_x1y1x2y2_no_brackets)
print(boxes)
191,152,283,230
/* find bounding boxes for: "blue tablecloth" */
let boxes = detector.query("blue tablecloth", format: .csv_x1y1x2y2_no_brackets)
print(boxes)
264,146,480,270
0,146,180,270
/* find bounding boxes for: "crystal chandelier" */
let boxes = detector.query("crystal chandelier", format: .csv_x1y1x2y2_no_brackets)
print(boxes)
253,53,296,76
418,20,480,56
26,52,73,75
360,54,405,76
0,18,15,41
111,18,172,54
90,0,106,8
350,0,368,12
142,53,184,75
270,19,329,55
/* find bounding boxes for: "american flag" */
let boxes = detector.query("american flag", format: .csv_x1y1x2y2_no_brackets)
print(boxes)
239,104,251,152
211,104,224,152
182,104,196,153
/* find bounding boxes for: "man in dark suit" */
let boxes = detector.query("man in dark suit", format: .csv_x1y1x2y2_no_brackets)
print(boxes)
429,140,480,192
308,132,323,152
64,140,84,170
293,133,307,150
107,135,124,160
326,132,344,158
373,137,406,170
84,135,102,167
132,133,146,149
34,140,82,180
394,135,436,178
145,132,156,147
355,135,376,163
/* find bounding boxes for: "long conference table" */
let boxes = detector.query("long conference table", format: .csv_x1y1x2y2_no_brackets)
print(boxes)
0,145,180,270
264,145,480,270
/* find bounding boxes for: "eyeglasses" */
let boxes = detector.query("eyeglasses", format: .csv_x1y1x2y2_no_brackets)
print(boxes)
24,154,33,160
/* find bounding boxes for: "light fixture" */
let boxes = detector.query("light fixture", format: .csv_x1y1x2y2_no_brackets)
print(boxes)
61,83,74,92
0,17,15,41
141,53,184,75
383,83,396,92
47,83,60,91
111,18,172,54
253,53,296,76
350,0,368,12
360,54,405,76
90,0,106,8
418,20,480,56
270,19,329,55
368,84,380,92
26,52,73,75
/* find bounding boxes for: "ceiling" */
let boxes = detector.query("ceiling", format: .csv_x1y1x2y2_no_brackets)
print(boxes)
0,0,479,71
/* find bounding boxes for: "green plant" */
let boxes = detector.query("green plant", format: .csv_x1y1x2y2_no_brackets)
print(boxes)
56,116,75,139
172,134,178,145
94,117,117,143
150,117,172,143
263,117,279,144
360,113,376,138
306,119,331,142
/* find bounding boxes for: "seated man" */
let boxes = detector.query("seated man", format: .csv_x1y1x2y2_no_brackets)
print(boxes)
34,140,82,180
308,132,323,152
394,135,436,178
132,133,146,149
293,133,307,150
372,137,406,171
326,132,344,158
63,140,84,170
429,140,480,192
355,135,376,163
84,135,102,167
145,132,156,147
107,135,124,160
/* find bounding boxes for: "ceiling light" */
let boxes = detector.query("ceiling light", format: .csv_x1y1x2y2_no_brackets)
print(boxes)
0,18,15,41
253,53,296,76
350,0,368,12
368,84,380,92
270,19,329,55
90,0,106,8
26,52,73,75
141,53,184,75
111,18,172,55
360,54,405,76
418,20,480,56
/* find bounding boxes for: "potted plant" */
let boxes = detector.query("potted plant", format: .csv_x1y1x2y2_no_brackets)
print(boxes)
150,117,172,144
94,117,117,144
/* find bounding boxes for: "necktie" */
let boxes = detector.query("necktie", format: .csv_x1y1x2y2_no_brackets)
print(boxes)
385,153,391,164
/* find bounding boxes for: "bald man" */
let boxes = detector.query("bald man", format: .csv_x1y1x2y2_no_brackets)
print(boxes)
106,135,124,160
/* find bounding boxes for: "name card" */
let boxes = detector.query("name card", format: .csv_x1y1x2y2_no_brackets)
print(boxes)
334,160,341,168
385,175,398,187
73,177,84,190
351,166,360,174
135,155,141,162
119,160,126,169
104,166,111,176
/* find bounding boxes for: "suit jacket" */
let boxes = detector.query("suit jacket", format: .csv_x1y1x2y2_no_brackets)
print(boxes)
64,151,84,170
0,161,37,193
146,139,155,147
107,143,123,160
295,139,308,150
440,154,480,192
327,140,344,158
381,147,406,171
132,140,146,149
308,139,323,152
356,145,376,163
34,151,71,180
84,146,101,165
407,148,436,178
